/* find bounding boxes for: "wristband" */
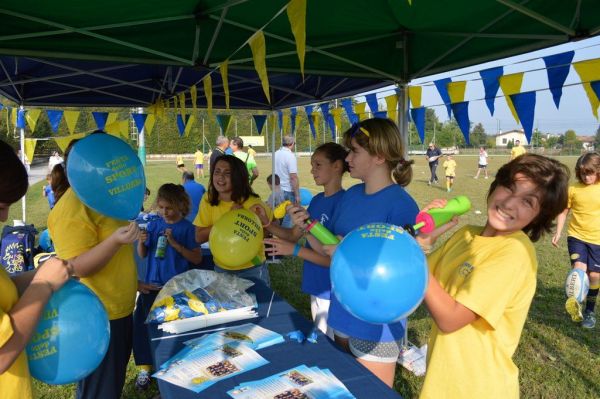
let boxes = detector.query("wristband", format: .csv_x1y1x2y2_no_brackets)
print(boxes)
293,243,302,257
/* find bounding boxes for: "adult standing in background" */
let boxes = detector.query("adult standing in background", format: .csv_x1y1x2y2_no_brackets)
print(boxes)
474,146,489,179
230,137,259,185
425,142,442,185
193,146,205,179
511,139,527,160
274,135,300,227
247,144,257,158
181,171,206,222
48,151,64,173
209,136,230,173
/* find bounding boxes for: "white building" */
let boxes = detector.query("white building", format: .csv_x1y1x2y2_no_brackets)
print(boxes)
495,129,527,147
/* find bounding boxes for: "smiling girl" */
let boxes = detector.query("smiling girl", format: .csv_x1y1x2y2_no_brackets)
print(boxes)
417,154,569,398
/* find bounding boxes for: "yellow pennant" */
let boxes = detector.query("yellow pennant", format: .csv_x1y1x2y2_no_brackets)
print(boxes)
408,86,422,108
25,109,41,133
354,102,367,120
24,138,37,162
448,81,467,104
330,108,343,132
106,112,119,127
249,31,271,103
267,113,277,135
311,113,320,135
190,85,198,113
283,111,291,134
204,75,213,119
287,0,306,79
179,92,186,116
573,59,600,119
144,114,156,136
184,115,196,137
499,72,524,123
63,110,80,135
11,108,17,127
54,133,86,153
385,94,398,122
220,61,230,110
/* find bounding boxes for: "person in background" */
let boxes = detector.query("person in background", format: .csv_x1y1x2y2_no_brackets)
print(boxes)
42,174,56,209
266,174,286,212
209,136,230,173
247,144,257,158
0,139,72,399
176,154,186,172
194,146,205,179
474,146,489,179
510,139,527,160
274,135,300,227
230,136,259,185
47,151,63,173
50,164,70,204
181,171,206,222
425,142,442,186
442,154,457,193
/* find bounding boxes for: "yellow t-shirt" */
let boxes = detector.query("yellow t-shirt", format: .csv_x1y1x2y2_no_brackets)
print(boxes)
48,188,137,320
176,155,184,166
193,195,272,270
510,145,526,159
247,147,257,158
567,182,600,244
194,150,204,165
420,226,537,399
443,159,456,177
0,268,32,399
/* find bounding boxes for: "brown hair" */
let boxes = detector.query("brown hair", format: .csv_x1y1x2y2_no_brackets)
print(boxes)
51,163,70,203
0,140,28,204
313,142,349,173
574,152,600,184
488,154,570,242
156,183,191,217
207,155,258,206
342,118,413,186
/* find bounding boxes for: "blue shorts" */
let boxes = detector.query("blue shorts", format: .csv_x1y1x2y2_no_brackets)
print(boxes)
567,236,600,272
195,164,204,169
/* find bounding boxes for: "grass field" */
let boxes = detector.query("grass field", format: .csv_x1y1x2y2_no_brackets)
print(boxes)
6,153,600,398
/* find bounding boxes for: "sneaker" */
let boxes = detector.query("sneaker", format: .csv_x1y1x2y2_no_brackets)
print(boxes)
135,370,151,391
474,176,479,179
447,188,451,192
582,311,596,329
565,297,583,322
484,176,488,179
427,181,431,186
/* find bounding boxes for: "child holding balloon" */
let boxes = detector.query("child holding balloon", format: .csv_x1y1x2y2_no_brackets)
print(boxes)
134,183,202,390
264,142,348,338
416,154,569,398
290,118,419,387
0,140,73,399
194,155,273,285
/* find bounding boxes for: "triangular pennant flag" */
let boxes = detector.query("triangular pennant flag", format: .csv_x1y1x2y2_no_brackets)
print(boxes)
311,113,321,137
220,61,230,110
341,98,358,124
16,109,26,129
268,113,277,135
24,138,37,163
184,115,195,137
365,93,379,114
410,107,426,144
373,111,387,119
447,81,467,104
105,120,127,139
330,108,343,133
63,110,80,135
305,105,316,138
144,114,156,136
204,75,213,118
277,110,283,132
249,31,271,103
543,51,574,109
54,133,86,152
25,109,41,133
499,72,524,123
92,112,109,130
408,85,422,108
253,114,267,134
591,81,600,109
290,107,298,134
385,94,398,122
216,114,233,135
573,59,600,119
354,102,367,120
132,113,148,134
107,112,119,127
283,111,291,134
179,92,186,116
434,78,452,119
47,110,64,133
450,102,471,145
11,108,17,128
176,114,191,137
479,66,504,116
510,91,536,143
190,85,197,113
319,103,334,137
287,0,306,79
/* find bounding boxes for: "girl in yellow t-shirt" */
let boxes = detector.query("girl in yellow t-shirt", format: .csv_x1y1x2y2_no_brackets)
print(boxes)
193,155,272,285
442,154,457,192
552,152,600,328
0,140,71,399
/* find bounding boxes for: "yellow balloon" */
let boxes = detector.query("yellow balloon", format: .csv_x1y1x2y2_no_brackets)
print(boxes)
209,208,264,270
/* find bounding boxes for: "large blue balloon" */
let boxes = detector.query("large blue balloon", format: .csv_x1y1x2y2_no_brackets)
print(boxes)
331,223,428,324
299,187,313,206
67,133,145,220
26,280,110,385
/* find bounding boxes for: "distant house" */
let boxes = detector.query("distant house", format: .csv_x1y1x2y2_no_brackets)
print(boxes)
577,136,595,151
495,129,527,147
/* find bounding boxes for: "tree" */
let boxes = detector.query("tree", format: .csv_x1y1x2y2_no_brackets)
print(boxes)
563,129,579,154
470,123,486,147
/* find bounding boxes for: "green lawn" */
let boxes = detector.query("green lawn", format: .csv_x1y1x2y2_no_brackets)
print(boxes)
6,153,600,398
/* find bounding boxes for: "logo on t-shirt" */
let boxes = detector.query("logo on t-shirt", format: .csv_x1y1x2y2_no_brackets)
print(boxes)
320,213,329,225
458,262,474,277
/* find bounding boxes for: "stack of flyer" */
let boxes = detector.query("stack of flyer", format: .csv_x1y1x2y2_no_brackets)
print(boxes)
154,324,284,393
227,365,356,399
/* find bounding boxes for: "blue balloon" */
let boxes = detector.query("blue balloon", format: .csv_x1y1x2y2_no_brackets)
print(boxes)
331,223,428,324
38,229,53,252
26,280,110,385
67,133,146,220
299,187,313,206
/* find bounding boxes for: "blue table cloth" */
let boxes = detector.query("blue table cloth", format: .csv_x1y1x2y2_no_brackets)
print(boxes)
148,279,403,398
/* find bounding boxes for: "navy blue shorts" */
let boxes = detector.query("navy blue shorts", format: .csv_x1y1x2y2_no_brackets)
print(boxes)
567,236,600,272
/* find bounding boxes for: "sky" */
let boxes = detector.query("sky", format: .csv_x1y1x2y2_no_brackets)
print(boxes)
361,35,600,136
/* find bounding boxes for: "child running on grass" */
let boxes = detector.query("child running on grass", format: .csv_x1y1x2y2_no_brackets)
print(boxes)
416,154,569,398
134,183,202,390
552,152,600,328
442,154,456,192
263,142,348,338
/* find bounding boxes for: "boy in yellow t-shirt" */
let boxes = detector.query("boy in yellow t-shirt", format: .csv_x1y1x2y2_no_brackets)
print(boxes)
194,146,205,179
442,154,457,192
510,139,527,159
417,154,569,399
